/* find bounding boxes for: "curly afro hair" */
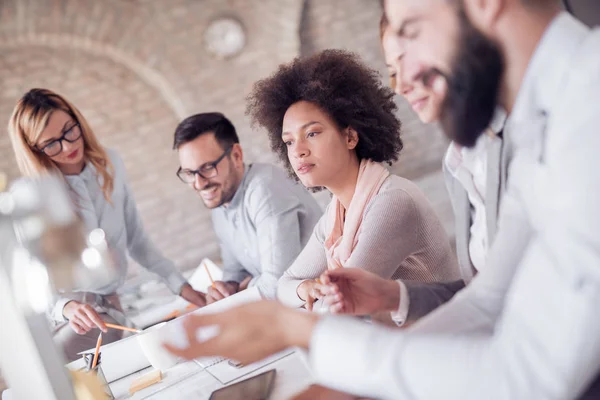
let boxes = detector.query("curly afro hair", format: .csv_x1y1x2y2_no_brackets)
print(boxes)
246,49,403,182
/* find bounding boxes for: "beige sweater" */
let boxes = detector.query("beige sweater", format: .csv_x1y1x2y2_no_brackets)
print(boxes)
277,174,460,307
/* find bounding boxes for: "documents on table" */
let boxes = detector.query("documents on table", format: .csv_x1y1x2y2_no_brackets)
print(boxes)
69,287,263,385
203,348,295,385
129,258,224,328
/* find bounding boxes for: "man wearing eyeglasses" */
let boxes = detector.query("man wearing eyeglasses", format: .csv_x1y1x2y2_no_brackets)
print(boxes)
174,112,322,301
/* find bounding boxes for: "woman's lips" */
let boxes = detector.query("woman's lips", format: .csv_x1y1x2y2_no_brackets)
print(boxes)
296,163,315,174
67,149,79,159
410,97,429,112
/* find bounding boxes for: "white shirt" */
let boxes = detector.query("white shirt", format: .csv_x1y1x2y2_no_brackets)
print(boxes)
445,109,506,272
446,137,489,271
309,13,600,400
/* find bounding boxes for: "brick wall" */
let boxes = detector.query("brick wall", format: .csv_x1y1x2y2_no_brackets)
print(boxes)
0,0,453,278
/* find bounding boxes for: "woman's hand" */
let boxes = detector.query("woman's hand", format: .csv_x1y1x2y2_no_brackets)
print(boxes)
319,268,400,315
62,301,108,335
297,279,326,311
206,281,239,304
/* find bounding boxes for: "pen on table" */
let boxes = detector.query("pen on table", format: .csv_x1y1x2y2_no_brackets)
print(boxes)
92,332,102,369
105,323,142,334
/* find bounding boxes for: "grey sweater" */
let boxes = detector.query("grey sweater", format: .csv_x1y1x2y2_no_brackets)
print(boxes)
278,174,460,307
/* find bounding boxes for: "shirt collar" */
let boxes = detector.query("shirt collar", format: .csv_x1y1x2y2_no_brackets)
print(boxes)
445,107,505,175
222,163,251,210
489,108,507,135
511,12,589,124
64,159,96,184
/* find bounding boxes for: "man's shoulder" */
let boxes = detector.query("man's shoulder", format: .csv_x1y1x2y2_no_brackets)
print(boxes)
244,163,318,211
245,163,298,193
570,30,600,82
554,32,600,119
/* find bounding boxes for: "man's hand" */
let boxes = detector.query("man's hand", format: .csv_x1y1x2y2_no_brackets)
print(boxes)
179,283,207,307
319,268,400,315
62,301,108,335
239,276,252,291
206,281,239,304
163,300,319,365
297,279,325,311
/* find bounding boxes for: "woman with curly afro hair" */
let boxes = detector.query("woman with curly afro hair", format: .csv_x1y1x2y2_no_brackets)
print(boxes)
246,49,460,312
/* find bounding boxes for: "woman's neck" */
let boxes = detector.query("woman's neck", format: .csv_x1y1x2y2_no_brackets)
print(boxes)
58,160,86,176
326,156,360,210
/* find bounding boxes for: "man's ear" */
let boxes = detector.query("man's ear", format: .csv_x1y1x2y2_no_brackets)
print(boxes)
463,0,505,34
230,143,244,166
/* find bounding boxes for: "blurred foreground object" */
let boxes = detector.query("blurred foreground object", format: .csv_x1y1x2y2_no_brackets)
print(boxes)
0,175,112,400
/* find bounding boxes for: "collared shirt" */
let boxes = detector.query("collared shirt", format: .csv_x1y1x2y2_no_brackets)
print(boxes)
444,109,506,272
392,109,506,325
211,163,322,299
51,149,186,323
310,13,600,399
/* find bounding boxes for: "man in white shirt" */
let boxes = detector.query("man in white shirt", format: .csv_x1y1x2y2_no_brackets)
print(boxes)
164,1,600,398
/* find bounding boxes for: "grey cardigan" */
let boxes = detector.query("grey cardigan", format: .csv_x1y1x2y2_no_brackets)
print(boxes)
404,122,512,321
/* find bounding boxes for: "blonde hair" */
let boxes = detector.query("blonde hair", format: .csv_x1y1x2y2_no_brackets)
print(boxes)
8,88,114,201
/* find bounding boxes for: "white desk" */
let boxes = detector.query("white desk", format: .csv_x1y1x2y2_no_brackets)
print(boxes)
106,350,312,399
2,350,313,400
2,285,314,400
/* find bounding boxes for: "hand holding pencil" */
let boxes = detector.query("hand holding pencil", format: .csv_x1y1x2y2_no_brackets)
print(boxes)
206,280,241,304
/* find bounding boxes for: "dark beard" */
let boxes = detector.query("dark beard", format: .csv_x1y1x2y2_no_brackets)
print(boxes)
438,8,504,148
204,168,239,209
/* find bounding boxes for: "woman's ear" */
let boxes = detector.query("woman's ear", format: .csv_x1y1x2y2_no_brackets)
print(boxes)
346,127,359,150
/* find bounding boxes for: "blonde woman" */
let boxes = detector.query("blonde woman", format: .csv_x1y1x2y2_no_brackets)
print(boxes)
8,88,206,361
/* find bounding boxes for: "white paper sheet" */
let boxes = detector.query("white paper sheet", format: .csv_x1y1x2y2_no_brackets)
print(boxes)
137,368,222,399
204,349,296,385
187,259,224,294
165,258,225,311
129,259,224,328
135,351,313,400
162,287,263,369
109,361,203,400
